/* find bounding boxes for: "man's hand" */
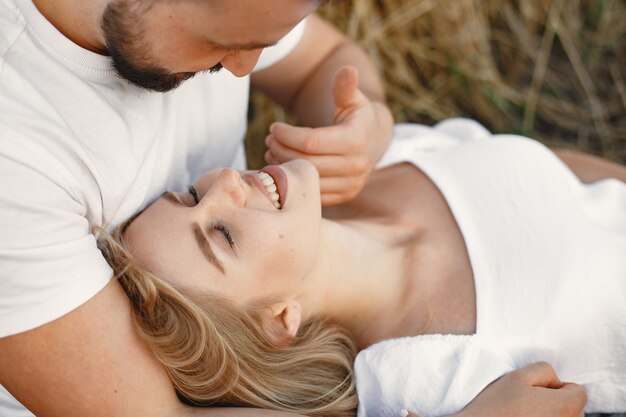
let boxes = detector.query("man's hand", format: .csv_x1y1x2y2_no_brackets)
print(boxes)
264,66,394,205
405,362,587,417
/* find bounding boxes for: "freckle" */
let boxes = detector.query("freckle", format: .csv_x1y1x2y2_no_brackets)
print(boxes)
279,234,284,239
114,389,118,394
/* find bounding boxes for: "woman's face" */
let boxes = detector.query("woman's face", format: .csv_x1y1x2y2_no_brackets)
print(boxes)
124,159,322,305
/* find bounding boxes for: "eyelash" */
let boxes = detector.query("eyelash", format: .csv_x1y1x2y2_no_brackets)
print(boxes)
215,224,235,248
187,184,235,248
188,185,200,204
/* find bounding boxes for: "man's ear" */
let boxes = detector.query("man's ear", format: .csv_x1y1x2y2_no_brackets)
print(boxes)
263,300,302,345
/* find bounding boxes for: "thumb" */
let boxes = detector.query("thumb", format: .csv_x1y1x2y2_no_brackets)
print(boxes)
400,410,423,417
332,66,367,113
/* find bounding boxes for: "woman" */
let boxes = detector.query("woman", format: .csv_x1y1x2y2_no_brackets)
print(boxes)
98,119,626,417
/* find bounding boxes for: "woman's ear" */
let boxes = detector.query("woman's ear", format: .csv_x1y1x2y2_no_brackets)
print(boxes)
263,300,302,345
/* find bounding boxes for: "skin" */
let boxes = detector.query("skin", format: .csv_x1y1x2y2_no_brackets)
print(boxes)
126,160,323,310
126,146,626,416
126,160,477,348
124,147,623,413
552,148,626,183
1,0,390,414
128,147,626,347
0,0,594,415
408,362,588,417
32,0,394,205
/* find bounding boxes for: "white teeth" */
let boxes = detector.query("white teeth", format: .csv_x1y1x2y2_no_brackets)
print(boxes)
258,171,273,184
256,171,282,209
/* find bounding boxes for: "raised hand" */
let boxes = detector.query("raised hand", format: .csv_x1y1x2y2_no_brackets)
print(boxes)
265,66,393,206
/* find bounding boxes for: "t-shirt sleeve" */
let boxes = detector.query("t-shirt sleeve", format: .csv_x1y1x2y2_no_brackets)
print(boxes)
252,18,307,72
0,135,112,338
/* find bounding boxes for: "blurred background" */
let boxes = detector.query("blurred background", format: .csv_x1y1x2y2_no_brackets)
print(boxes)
246,0,626,168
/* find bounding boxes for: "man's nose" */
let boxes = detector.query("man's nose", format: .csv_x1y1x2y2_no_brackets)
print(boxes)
205,168,246,207
220,49,264,77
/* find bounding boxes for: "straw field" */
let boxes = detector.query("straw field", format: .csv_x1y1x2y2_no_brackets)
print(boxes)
246,0,626,168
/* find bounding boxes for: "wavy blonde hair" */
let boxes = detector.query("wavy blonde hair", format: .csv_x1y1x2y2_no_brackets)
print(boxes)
96,222,358,416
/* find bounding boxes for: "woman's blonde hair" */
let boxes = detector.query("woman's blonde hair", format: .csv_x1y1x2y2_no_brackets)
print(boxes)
96,222,358,416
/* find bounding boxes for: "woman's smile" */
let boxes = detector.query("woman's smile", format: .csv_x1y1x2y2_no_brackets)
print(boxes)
247,166,288,209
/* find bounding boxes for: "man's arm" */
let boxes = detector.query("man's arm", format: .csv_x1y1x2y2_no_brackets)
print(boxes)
0,279,304,417
252,14,387,127
252,14,394,205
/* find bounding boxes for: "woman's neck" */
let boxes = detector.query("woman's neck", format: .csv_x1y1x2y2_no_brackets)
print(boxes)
297,216,433,348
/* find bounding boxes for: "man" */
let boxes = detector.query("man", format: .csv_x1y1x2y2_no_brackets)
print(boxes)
0,0,586,416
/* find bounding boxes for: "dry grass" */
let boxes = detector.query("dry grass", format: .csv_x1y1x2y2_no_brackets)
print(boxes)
246,0,626,168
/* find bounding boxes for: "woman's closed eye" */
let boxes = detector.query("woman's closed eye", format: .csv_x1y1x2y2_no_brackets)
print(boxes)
187,184,236,248
214,224,235,248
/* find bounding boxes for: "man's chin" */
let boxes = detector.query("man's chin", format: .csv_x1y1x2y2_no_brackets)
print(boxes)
114,63,223,93
115,69,197,93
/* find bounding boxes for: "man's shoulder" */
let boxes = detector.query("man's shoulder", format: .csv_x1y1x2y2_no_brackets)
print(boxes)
0,0,26,58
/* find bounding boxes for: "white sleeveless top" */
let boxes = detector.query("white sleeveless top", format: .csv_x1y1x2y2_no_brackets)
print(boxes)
355,119,626,416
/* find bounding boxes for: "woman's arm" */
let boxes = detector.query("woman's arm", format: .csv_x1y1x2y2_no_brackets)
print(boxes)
456,362,586,417
552,148,626,183
407,362,586,417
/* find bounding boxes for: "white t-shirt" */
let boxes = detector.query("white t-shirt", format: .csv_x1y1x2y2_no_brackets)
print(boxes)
356,120,626,416
0,0,304,413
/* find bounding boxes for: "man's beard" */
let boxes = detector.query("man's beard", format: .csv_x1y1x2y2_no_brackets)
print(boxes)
101,2,222,93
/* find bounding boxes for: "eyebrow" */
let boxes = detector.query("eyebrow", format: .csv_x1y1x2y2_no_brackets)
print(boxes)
161,191,226,274
192,224,225,274
161,191,186,207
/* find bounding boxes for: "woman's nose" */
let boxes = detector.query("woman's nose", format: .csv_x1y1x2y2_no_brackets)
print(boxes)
202,168,246,207
220,49,264,77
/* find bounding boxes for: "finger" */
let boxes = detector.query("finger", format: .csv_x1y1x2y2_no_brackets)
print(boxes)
320,176,364,194
332,66,367,112
266,134,313,161
269,123,360,156
516,362,563,389
267,137,368,177
264,150,279,166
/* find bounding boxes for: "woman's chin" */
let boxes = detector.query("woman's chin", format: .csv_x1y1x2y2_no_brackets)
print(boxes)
279,159,321,214
281,159,319,186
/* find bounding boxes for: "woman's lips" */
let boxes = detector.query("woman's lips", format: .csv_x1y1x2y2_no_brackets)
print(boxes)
261,165,288,208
